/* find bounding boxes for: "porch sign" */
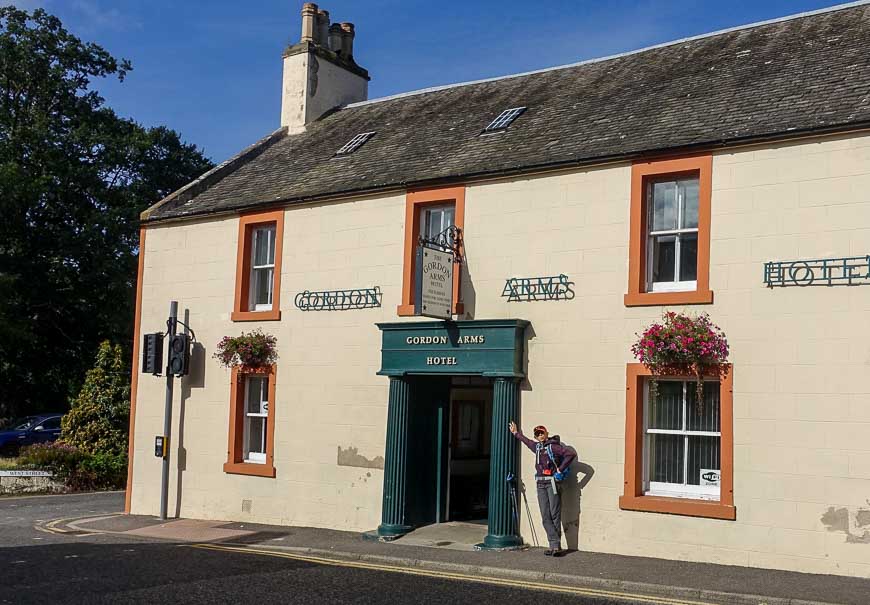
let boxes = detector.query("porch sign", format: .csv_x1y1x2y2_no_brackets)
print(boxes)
414,244,454,320
377,319,529,377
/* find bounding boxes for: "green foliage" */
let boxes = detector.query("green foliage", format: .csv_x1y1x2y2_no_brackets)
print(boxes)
19,442,127,490
75,451,127,490
61,341,130,456
18,442,84,477
214,330,278,369
0,7,214,420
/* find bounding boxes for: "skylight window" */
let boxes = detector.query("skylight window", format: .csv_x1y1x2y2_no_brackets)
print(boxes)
483,107,526,133
335,132,376,155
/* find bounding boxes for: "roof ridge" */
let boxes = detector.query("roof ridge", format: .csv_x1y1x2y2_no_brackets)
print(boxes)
346,0,870,109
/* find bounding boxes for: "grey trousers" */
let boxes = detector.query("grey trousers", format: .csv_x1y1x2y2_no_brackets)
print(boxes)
536,480,562,549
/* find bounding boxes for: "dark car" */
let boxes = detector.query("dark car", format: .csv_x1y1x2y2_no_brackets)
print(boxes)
0,414,64,457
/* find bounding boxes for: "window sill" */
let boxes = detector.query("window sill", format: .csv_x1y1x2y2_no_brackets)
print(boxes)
623,289,713,307
223,462,276,478
396,303,464,317
619,494,735,520
231,309,281,322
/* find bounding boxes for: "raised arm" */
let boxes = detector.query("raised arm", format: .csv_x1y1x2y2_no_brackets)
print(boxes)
509,421,537,451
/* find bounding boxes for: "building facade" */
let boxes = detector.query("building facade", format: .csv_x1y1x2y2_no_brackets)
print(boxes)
127,3,870,578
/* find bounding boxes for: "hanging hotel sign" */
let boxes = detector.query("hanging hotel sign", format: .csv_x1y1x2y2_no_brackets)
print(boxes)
415,244,454,320
763,255,870,287
502,274,575,301
294,287,382,311
377,319,529,377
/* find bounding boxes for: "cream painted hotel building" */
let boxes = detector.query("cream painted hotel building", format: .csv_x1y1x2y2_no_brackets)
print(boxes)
127,2,870,578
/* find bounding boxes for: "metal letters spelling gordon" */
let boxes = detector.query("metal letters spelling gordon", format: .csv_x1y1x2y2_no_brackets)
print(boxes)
502,274,575,301
763,256,870,287
294,287,382,311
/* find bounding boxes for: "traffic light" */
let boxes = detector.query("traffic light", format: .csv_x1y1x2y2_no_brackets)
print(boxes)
142,333,163,376
168,333,190,377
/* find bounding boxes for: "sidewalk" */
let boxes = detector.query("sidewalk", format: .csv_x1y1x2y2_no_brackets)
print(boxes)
57,514,867,605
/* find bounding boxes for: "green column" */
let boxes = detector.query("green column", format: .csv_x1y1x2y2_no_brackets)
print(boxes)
482,377,523,549
377,376,413,539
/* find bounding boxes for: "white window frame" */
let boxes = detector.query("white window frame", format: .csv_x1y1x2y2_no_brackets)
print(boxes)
243,376,269,464
249,225,276,312
646,178,699,293
420,204,455,245
642,379,720,500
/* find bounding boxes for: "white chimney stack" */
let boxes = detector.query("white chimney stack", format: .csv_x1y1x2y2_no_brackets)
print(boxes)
280,3,369,134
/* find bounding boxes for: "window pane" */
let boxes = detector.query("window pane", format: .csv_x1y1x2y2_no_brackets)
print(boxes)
251,267,273,307
649,433,684,484
680,178,699,229
421,205,455,243
246,377,268,414
253,226,275,266
245,417,266,456
686,435,720,487
650,181,678,231
679,233,698,282
687,381,720,432
651,234,676,283
649,381,683,430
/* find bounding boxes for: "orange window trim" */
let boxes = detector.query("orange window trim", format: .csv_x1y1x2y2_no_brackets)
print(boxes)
624,154,714,307
398,185,466,317
125,227,147,514
619,363,735,521
231,209,285,322
223,364,277,478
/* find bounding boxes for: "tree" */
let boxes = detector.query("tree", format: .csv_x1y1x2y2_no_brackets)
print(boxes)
0,8,214,420
61,341,129,456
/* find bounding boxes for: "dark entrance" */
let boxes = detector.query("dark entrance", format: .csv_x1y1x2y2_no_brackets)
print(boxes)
405,377,492,526
376,319,529,548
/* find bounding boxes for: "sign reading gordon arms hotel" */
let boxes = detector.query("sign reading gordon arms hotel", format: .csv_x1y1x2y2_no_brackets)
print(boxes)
377,319,529,377
414,244,454,320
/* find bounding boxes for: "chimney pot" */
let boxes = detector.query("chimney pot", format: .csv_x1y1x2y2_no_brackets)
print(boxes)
315,9,330,47
300,3,318,43
339,22,355,60
328,23,343,54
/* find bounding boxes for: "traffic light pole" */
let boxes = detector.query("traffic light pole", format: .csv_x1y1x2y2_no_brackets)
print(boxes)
159,300,177,521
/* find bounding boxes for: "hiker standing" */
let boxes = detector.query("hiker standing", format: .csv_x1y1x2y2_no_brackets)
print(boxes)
509,421,576,556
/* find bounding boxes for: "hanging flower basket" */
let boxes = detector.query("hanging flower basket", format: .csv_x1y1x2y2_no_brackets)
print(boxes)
631,311,730,411
213,330,278,372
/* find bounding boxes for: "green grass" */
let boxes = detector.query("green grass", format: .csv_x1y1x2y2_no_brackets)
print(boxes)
0,457,20,470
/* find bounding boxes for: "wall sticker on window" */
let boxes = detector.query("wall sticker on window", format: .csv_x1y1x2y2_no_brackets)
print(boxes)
294,287,382,311
502,274,575,302
764,255,870,287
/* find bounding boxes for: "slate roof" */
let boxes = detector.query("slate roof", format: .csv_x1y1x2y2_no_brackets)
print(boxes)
145,2,870,223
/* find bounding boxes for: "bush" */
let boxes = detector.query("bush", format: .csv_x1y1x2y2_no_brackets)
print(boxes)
18,442,84,478
18,442,127,490
62,341,130,457
75,452,127,490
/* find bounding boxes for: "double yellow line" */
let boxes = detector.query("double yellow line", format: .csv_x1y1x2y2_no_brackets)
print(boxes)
192,543,715,605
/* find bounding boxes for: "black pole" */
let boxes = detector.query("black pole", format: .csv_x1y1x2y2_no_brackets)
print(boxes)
159,301,177,520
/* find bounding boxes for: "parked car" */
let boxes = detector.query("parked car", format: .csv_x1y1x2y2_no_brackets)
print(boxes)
0,414,64,457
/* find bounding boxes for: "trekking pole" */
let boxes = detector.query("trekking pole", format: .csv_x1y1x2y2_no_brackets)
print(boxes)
520,482,540,547
505,473,521,535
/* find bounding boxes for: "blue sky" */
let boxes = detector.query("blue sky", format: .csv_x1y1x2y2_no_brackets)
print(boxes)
8,0,856,162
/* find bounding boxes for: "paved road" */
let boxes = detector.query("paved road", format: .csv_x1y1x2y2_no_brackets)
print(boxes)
0,492,643,604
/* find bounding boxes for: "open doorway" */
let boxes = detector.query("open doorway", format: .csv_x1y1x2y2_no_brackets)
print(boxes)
447,386,492,521
404,376,493,528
